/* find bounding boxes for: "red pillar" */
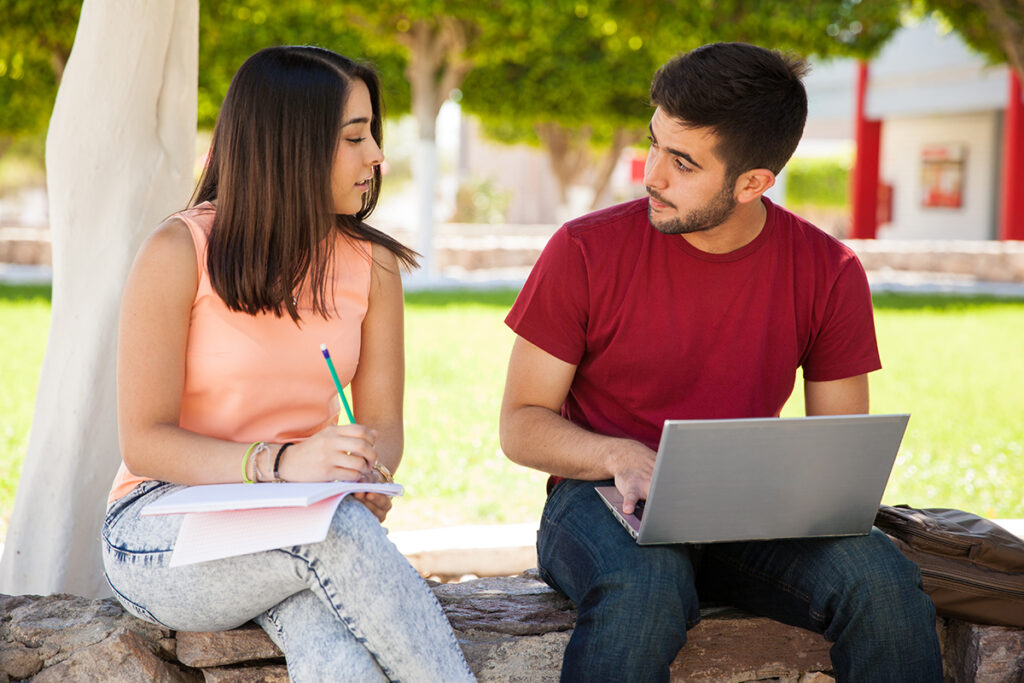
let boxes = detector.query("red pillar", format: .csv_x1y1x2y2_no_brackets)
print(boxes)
850,62,882,239
999,71,1024,241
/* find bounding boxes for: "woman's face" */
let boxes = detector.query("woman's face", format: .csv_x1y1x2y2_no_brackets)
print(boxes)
330,79,383,215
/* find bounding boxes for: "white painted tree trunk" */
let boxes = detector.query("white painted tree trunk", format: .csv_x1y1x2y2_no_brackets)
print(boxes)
413,137,438,279
0,0,197,598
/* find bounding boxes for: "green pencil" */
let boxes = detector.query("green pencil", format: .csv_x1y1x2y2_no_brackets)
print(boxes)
320,343,355,423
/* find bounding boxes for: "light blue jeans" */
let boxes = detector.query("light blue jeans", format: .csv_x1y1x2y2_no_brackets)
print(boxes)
102,480,475,682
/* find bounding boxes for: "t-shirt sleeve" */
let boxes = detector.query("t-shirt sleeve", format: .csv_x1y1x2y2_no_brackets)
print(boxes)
505,227,589,366
802,256,882,382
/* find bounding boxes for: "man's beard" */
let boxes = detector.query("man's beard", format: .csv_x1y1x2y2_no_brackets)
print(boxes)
647,183,737,235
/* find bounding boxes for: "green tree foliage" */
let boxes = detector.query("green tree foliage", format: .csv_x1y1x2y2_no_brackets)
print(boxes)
916,1,1024,81
338,1,535,139
0,1,413,156
0,0,82,155
197,2,411,128
459,0,904,209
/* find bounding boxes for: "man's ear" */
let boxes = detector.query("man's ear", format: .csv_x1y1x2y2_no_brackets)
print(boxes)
733,169,776,204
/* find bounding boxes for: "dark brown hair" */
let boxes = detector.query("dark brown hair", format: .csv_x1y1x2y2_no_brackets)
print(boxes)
650,42,809,183
192,46,418,323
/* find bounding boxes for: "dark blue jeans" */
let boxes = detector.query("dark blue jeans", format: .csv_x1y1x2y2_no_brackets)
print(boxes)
537,479,942,683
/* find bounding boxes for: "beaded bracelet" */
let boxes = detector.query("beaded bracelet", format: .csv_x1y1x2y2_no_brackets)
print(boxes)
274,443,294,483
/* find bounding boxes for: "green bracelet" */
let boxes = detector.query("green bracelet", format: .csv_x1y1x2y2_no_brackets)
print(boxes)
242,441,261,484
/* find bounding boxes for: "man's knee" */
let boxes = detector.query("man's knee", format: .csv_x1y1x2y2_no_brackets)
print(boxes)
830,530,936,634
584,562,701,631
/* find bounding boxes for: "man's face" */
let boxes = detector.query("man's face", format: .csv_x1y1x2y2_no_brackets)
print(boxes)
643,107,737,235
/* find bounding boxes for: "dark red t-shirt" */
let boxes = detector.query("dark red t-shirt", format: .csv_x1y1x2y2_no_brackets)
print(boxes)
505,197,881,453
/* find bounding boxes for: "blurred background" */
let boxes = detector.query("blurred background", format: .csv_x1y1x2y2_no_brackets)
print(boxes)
1,1,1022,541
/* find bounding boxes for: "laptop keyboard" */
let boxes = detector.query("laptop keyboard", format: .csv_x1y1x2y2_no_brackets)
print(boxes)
634,499,646,520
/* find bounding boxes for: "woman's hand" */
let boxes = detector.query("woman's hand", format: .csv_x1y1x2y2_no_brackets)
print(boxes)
276,424,379,482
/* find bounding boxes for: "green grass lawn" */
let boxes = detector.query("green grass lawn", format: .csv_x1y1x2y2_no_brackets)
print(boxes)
0,285,51,539
1,285,1022,538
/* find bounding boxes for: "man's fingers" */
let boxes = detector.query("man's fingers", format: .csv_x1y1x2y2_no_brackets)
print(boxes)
621,485,641,515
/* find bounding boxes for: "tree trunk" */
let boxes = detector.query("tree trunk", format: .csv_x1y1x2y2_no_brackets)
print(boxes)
400,18,474,279
536,122,593,219
0,0,197,598
589,128,643,211
0,136,13,166
536,122,642,217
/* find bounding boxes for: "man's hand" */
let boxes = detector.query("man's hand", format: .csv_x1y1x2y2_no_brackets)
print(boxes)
354,491,393,523
608,441,657,515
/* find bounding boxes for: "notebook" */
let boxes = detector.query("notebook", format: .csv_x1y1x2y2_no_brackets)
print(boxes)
595,414,909,545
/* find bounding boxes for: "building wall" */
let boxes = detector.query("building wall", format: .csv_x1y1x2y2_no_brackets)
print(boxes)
801,18,1010,241
878,111,1001,240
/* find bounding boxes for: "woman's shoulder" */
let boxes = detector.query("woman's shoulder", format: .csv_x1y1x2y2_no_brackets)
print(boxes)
127,215,200,298
366,241,402,294
142,215,197,262
368,241,398,268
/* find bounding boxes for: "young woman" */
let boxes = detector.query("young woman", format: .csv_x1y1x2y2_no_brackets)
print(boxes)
101,46,475,682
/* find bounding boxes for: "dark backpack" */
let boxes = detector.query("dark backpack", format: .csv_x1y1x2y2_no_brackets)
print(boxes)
875,505,1024,628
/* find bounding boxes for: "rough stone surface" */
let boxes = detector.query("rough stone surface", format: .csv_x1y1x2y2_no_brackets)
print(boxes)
940,618,1024,683
199,663,289,683
2,576,1023,681
32,629,197,683
177,622,282,668
460,631,570,682
434,572,576,636
673,607,833,681
0,593,173,679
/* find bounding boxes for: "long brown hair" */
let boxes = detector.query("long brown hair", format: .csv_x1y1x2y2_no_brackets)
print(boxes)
192,46,418,323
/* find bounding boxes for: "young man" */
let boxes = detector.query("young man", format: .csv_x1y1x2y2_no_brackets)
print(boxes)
500,43,942,682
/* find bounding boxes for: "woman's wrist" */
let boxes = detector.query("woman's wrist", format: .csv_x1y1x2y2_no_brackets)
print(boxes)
372,462,394,483
273,442,294,482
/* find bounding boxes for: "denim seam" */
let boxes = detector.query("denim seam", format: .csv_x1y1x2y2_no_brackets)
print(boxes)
711,551,826,628
104,573,173,629
262,608,298,681
276,546,401,683
395,550,472,674
102,536,174,557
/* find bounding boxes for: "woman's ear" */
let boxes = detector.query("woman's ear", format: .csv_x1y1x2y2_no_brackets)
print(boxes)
733,169,776,204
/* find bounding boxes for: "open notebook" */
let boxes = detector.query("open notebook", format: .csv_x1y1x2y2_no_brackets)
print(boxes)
142,482,402,566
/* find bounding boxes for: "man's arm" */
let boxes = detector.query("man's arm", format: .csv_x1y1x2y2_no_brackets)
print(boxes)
499,336,656,513
804,373,870,415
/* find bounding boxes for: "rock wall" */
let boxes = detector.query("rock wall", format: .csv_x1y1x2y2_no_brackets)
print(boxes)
5,229,1024,284
3,572,1022,682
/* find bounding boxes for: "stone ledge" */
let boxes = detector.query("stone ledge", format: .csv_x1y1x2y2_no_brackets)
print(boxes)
2,572,1022,682
4,228,1024,284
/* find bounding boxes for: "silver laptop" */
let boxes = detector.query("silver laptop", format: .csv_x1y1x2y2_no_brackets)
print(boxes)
596,414,909,544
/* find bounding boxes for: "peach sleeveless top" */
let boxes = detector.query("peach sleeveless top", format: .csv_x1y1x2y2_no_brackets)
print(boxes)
108,203,371,502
